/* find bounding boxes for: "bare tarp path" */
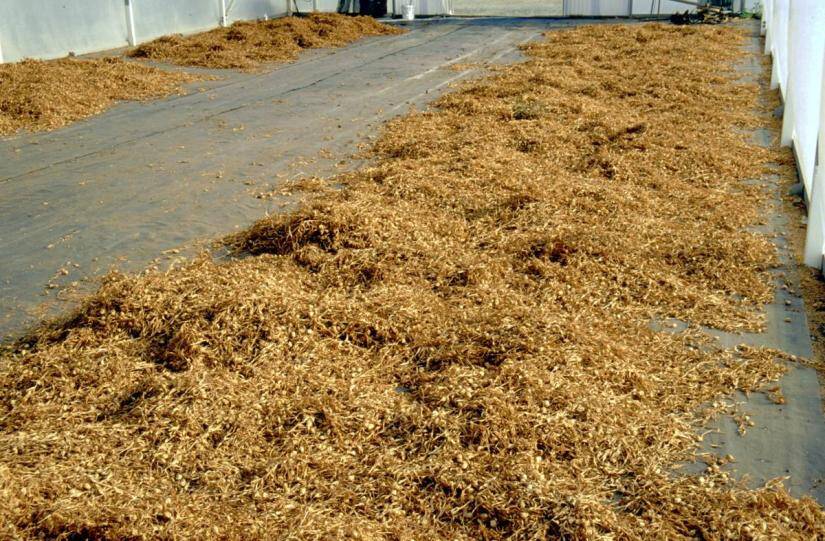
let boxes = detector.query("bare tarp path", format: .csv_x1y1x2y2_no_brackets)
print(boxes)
0,18,586,338
672,27,825,502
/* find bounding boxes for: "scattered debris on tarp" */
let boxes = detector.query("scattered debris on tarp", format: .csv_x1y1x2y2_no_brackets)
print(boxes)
1,23,823,539
129,13,405,70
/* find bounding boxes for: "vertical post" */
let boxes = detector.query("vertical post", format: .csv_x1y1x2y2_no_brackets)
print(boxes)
769,0,789,93
761,5,767,37
287,0,292,16
764,0,773,52
627,0,633,17
312,0,318,11
805,168,825,268
125,0,137,46
220,0,228,26
562,0,569,17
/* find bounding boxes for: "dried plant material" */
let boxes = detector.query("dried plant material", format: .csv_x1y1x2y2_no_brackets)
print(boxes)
448,62,485,72
766,386,787,405
734,411,756,435
129,13,405,70
1,23,824,539
0,58,196,136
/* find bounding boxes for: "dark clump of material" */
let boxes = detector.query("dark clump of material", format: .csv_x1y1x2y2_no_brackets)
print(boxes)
129,13,405,70
1,23,824,539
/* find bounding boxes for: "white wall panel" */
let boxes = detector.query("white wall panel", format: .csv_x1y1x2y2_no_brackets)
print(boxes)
227,0,289,22
631,0,693,16
0,0,292,63
567,0,689,17
567,0,631,17
769,0,789,94
780,0,825,195
132,0,222,42
0,0,128,62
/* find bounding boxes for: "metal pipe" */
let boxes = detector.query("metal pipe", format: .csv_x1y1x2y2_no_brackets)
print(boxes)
312,0,318,11
220,0,228,26
125,0,137,46
0,32,4,64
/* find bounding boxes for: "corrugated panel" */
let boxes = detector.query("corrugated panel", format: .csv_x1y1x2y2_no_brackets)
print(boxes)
451,0,564,17
631,0,695,15
567,0,631,16
0,0,129,62
228,0,288,22
567,0,697,16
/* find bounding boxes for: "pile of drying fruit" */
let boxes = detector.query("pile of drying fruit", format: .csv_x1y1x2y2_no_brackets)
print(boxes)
0,58,194,136
129,13,405,70
2,23,823,539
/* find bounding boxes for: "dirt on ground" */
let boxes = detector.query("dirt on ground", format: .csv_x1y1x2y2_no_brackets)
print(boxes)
0,58,196,136
128,13,405,70
1,23,823,539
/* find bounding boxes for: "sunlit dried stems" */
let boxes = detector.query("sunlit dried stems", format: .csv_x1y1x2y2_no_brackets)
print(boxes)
1,23,822,539
129,13,405,70
0,58,194,136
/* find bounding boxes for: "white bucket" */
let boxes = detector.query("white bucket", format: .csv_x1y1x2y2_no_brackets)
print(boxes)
402,3,415,20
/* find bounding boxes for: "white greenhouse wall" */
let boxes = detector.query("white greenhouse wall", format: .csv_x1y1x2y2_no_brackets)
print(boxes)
630,0,693,16
0,0,130,63
227,0,289,23
566,0,700,17
0,0,290,63
402,0,451,16
0,0,749,64
567,0,631,17
763,0,825,269
133,0,288,43
132,0,224,43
